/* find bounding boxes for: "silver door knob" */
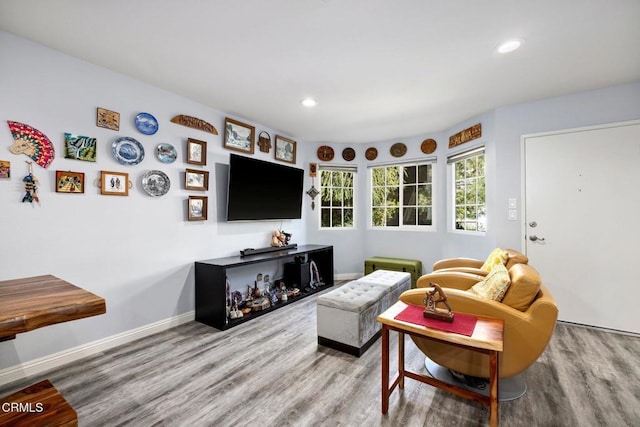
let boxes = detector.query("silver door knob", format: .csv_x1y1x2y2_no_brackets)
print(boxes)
529,235,545,242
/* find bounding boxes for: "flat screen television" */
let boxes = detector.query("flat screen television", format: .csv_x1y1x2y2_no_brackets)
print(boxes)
226,153,304,221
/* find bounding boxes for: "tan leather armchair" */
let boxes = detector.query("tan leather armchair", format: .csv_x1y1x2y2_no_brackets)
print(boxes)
399,263,557,379
432,248,528,277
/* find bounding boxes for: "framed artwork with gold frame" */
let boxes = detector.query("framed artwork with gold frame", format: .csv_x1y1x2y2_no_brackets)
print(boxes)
56,170,85,193
100,170,129,196
96,107,120,131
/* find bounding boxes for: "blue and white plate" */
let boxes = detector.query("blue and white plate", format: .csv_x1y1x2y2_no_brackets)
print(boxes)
112,137,145,165
141,170,170,197
135,112,159,135
156,143,177,163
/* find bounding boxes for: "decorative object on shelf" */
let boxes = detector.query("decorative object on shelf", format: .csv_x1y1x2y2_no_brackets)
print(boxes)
224,117,255,154
64,133,97,162
390,142,407,158
21,161,39,203
96,107,120,131
271,229,286,247
185,168,209,191
99,170,130,196
141,170,170,197
342,147,356,161
449,123,481,148
316,145,334,161
170,115,218,135
310,260,321,286
55,170,84,193
7,121,55,168
186,138,207,165
258,131,271,153
275,135,297,164
155,143,177,163
0,160,10,179
112,136,145,166
421,138,437,154
309,162,317,177
188,195,208,221
365,147,378,161
134,112,159,135
423,283,455,323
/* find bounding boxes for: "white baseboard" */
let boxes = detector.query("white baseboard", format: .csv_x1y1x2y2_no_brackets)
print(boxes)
0,311,195,387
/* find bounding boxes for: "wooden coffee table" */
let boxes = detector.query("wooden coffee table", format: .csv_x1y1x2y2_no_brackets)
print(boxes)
377,301,504,427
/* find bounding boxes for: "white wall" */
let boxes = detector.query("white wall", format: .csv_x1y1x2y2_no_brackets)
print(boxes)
0,31,308,371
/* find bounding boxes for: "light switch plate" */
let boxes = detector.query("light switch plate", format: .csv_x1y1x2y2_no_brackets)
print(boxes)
508,198,517,209
508,209,517,221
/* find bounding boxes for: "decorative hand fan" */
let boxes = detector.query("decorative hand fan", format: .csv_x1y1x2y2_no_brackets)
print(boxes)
7,121,55,168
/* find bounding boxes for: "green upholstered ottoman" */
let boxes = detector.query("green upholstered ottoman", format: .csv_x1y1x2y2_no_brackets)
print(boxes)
364,256,422,288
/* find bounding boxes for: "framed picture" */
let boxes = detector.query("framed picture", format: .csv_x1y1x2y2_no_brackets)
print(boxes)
96,107,120,131
56,170,85,193
185,168,209,191
188,196,208,221
100,170,129,196
275,135,297,164
0,160,10,179
187,138,207,165
224,117,255,154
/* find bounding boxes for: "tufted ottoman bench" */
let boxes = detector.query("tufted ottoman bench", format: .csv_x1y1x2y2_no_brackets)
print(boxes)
317,270,411,356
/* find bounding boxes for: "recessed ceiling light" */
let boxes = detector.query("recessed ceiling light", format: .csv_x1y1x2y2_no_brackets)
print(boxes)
301,98,318,108
497,39,522,54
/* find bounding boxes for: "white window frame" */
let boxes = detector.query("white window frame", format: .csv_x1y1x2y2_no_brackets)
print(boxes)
368,159,436,231
448,146,486,234
318,165,357,230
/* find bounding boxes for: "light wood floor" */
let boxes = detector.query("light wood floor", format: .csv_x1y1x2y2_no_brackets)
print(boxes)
1,287,639,426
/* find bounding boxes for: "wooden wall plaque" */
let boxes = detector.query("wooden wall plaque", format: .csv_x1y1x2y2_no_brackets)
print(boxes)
449,123,481,148
170,115,218,135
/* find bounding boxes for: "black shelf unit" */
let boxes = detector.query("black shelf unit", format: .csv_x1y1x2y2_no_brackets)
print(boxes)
195,244,334,330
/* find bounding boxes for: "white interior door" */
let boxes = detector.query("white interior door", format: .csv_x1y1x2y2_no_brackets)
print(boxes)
523,120,640,334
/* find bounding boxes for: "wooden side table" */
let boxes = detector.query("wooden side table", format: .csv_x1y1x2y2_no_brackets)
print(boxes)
377,301,504,427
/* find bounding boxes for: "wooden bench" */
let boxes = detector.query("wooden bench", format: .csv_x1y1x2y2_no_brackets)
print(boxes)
0,380,77,426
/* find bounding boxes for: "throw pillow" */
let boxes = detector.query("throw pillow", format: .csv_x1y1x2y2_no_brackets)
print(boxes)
469,263,511,301
480,248,508,272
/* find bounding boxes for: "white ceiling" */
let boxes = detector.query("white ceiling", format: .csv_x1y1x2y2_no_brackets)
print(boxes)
1,0,639,144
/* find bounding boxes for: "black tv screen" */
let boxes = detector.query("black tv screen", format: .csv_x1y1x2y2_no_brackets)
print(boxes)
227,154,304,221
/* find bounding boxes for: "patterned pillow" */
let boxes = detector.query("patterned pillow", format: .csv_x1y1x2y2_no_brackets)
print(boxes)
480,248,509,272
469,263,511,301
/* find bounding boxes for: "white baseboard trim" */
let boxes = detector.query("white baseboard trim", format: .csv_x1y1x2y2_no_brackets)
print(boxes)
0,311,195,387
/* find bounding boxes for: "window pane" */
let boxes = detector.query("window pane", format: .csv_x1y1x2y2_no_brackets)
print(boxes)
332,188,343,205
372,207,385,226
372,168,385,186
403,186,417,206
331,208,342,227
465,157,477,178
455,181,465,204
321,187,331,206
321,208,331,227
387,208,399,226
344,208,353,227
344,188,353,207
466,181,477,204
386,167,400,186
372,187,385,206
466,206,477,219
456,207,465,220
403,207,416,225
418,184,431,205
386,187,399,205
478,177,486,204
418,164,431,183
403,166,416,184
332,171,343,187
455,162,465,180
418,207,432,225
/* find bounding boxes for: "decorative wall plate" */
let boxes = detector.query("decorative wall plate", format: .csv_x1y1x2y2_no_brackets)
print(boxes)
365,147,378,161
342,147,356,161
155,143,177,163
421,138,437,154
390,142,407,157
141,170,170,197
112,137,145,165
135,112,159,135
317,145,335,161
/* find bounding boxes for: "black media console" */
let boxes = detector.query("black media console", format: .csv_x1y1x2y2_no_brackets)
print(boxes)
195,244,333,330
